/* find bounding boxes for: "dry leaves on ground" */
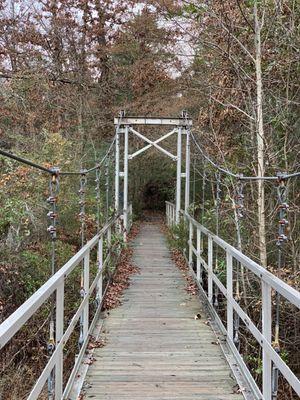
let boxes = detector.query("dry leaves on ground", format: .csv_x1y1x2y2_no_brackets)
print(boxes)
170,248,198,296
102,224,140,310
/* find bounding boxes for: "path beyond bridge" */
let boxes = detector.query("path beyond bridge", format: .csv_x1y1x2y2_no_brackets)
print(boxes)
82,222,244,400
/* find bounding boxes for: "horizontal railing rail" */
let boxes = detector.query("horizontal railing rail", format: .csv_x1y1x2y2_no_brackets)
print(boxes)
166,201,300,400
0,212,129,400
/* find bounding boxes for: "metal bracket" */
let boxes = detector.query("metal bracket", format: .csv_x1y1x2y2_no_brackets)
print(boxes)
114,116,193,126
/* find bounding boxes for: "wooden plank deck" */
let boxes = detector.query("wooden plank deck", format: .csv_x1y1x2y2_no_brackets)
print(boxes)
83,223,244,400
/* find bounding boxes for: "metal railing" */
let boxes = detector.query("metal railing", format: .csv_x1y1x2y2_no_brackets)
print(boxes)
166,201,300,400
0,212,129,399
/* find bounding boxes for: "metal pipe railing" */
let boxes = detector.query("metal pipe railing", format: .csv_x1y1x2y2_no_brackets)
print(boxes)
165,201,300,400
0,214,124,400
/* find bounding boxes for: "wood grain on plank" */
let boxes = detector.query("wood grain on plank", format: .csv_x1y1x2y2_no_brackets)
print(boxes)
83,223,243,400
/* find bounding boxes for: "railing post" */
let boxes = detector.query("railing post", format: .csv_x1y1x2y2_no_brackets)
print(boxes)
129,203,133,230
196,228,202,284
167,203,169,226
184,129,190,213
208,236,213,303
83,251,90,340
55,280,64,399
123,125,129,239
262,281,272,400
188,220,193,267
226,252,233,341
115,129,120,212
97,237,103,304
107,226,111,257
175,127,182,224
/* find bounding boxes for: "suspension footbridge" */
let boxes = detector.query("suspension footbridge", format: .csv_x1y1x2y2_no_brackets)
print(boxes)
0,113,299,400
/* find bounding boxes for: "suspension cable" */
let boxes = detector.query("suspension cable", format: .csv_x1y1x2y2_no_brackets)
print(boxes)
0,148,53,173
74,135,116,175
0,135,116,176
191,132,300,181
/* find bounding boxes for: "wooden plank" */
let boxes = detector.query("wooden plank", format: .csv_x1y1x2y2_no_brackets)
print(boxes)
83,223,244,399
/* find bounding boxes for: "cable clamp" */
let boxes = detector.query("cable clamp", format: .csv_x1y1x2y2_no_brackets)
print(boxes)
279,202,289,210
47,226,57,240
276,234,288,245
47,211,57,220
47,196,57,204
279,218,288,226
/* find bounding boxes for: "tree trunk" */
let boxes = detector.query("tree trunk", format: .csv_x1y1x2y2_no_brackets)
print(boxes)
254,3,267,268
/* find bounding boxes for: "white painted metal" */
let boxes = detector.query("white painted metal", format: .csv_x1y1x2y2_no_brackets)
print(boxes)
64,256,112,399
115,130,120,212
176,128,182,223
129,127,177,160
188,221,193,267
114,114,188,232
226,253,233,341
123,125,129,239
97,237,103,302
83,251,90,339
0,215,123,400
184,129,190,212
208,236,213,303
129,128,176,159
55,282,64,399
113,116,193,126
196,228,202,283
165,202,300,398
128,203,133,230
182,210,300,308
262,281,272,400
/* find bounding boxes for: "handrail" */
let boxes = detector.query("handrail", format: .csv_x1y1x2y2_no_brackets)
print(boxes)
165,202,300,400
0,212,127,399
183,212,300,309
0,214,119,348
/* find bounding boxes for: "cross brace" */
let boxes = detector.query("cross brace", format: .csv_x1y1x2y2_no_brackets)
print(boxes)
128,128,177,160
129,127,177,161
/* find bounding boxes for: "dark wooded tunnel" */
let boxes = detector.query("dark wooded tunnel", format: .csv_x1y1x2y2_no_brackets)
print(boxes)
142,181,172,210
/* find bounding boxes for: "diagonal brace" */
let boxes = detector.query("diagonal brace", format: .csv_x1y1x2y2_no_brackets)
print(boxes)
129,127,177,161
129,128,177,159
